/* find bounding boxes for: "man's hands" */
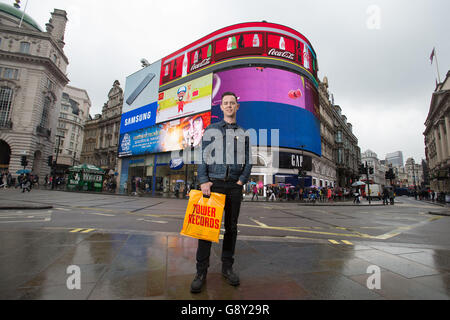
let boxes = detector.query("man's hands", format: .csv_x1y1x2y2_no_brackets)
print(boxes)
201,180,243,196
200,182,213,197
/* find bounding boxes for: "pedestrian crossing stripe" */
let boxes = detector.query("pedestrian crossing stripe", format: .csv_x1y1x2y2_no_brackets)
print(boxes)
328,239,353,245
70,228,95,233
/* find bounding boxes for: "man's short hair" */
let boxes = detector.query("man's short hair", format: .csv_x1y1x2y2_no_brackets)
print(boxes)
221,91,238,103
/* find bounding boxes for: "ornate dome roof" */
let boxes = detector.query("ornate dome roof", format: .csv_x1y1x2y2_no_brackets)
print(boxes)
0,3,42,32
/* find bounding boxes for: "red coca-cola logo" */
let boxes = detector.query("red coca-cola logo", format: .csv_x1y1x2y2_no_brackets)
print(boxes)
268,48,295,60
190,57,211,72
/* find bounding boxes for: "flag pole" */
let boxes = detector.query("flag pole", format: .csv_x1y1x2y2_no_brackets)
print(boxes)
434,48,442,84
18,0,29,28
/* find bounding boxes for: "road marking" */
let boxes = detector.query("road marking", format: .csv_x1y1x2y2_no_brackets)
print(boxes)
84,212,116,217
81,228,96,233
0,218,50,223
70,228,84,233
137,218,168,224
249,218,268,227
56,208,71,211
328,239,353,245
237,223,373,239
372,216,443,240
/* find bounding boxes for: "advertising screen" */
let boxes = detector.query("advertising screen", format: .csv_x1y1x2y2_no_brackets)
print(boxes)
156,73,212,124
120,60,161,134
210,67,321,156
118,111,211,157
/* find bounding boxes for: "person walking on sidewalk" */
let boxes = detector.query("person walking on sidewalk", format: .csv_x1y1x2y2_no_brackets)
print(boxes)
191,91,252,293
251,184,259,201
382,187,389,205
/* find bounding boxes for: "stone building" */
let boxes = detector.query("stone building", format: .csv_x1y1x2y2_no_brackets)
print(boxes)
361,149,388,186
424,70,450,195
53,85,91,172
332,104,361,187
317,76,337,187
80,80,123,173
0,3,69,178
405,157,424,188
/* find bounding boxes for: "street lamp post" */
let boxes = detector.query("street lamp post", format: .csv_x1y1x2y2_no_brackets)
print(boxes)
298,145,306,189
52,135,63,190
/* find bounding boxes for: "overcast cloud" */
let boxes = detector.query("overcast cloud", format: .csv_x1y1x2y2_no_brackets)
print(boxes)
4,0,449,164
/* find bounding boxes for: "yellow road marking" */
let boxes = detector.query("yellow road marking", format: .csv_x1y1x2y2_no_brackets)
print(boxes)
341,240,353,245
249,218,268,227
70,228,84,233
328,240,340,244
237,223,373,239
81,228,95,233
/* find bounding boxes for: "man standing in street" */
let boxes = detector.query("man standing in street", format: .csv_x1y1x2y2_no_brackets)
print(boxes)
190,91,252,293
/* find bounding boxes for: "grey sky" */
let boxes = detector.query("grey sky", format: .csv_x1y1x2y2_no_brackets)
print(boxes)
5,0,449,163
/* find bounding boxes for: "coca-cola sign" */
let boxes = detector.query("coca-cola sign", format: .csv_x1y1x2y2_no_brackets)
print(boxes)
190,57,211,72
268,48,295,60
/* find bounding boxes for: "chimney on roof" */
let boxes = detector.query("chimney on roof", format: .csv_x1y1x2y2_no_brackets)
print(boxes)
47,9,67,49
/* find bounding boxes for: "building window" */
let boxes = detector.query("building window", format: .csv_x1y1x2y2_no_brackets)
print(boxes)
337,148,344,164
40,96,51,128
46,78,53,90
0,87,13,126
20,42,30,54
336,130,342,143
3,68,18,80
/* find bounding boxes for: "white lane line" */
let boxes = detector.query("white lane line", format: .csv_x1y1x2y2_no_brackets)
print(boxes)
84,212,116,217
137,218,168,224
0,217,51,223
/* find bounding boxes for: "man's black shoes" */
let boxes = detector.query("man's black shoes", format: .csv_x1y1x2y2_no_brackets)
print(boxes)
222,267,240,286
190,272,207,293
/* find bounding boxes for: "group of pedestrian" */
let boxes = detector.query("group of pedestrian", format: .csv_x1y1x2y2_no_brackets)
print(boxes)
248,184,344,203
381,187,395,205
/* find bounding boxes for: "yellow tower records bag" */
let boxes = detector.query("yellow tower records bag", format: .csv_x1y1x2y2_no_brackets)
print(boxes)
180,190,226,243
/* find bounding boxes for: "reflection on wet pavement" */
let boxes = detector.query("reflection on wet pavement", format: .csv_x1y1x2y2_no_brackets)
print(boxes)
0,230,449,300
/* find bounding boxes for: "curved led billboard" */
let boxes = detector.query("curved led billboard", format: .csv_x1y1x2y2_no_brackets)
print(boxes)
159,22,318,90
119,22,321,158
210,67,321,156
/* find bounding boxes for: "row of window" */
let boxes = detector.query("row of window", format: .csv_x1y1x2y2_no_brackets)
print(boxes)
0,85,52,129
0,38,58,63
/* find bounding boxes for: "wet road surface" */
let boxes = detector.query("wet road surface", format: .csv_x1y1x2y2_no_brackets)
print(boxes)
0,189,449,299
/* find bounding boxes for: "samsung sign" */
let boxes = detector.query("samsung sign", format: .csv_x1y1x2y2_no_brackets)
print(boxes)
169,158,184,170
119,102,158,134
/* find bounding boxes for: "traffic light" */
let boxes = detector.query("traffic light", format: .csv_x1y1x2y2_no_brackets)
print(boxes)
47,156,53,167
298,167,307,178
358,164,365,175
369,167,374,175
13,0,20,9
20,155,28,167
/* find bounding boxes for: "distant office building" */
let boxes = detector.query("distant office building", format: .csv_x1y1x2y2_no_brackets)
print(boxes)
385,151,404,167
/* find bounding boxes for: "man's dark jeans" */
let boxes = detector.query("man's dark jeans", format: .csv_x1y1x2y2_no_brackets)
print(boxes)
196,180,242,274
